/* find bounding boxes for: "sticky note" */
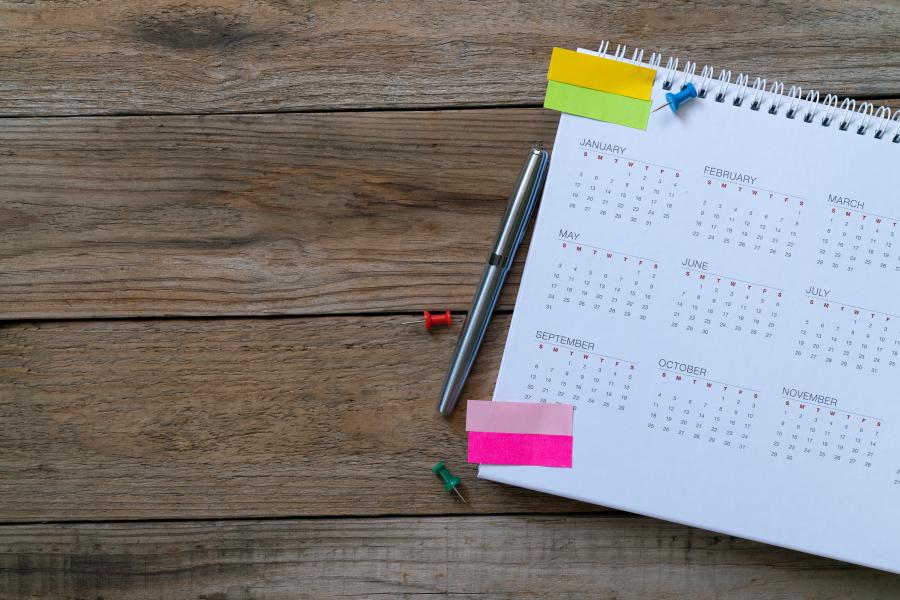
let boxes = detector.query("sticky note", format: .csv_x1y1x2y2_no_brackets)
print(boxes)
544,80,651,130
466,400,573,435
468,431,573,468
547,47,655,101
465,400,574,468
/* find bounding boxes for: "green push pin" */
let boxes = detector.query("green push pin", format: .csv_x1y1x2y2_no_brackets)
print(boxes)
432,461,467,503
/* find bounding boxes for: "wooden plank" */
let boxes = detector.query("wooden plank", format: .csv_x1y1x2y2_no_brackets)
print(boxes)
1,515,898,598
0,108,557,319
4,105,900,320
1,0,899,116
0,313,603,521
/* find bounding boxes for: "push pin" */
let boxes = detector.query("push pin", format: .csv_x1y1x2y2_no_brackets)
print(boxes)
403,310,452,332
652,82,698,114
432,461,467,502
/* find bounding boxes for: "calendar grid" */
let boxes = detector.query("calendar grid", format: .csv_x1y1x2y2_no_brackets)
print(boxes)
828,204,899,225
537,341,637,366
780,396,882,422
683,269,784,292
581,148,680,173
805,295,898,320
657,367,761,393
705,175,808,204
818,202,899,274
558,239,658,264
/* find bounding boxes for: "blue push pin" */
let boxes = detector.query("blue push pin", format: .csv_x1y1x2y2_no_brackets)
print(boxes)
652,82,698,114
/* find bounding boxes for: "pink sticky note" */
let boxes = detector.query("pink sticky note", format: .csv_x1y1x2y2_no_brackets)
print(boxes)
467,431,573,467
465,400,573,435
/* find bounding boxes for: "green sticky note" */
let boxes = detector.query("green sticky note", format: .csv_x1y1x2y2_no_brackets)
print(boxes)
544,80,651,130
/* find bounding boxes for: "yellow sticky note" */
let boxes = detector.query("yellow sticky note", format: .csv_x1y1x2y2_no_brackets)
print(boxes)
547,47,656,101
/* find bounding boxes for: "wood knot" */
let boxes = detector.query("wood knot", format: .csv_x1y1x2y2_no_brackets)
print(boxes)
130,4,255,50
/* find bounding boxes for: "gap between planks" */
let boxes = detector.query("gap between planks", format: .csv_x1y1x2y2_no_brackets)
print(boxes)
1,94,898,121
0,313,599,520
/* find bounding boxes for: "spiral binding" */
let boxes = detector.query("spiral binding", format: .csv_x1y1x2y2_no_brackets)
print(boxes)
594,42,900,143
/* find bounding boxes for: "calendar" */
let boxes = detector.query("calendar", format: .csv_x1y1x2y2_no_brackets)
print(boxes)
480,46,900,574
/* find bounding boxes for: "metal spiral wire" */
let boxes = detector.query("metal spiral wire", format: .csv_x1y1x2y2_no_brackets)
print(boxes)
592,42,897,143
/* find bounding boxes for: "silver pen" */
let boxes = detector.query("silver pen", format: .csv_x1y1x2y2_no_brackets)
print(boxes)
437,148,550,415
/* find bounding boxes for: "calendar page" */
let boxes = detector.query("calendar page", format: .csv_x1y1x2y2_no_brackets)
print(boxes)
479,76,900,573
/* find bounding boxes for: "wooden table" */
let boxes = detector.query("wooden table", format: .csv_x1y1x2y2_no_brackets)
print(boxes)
2,1,900,597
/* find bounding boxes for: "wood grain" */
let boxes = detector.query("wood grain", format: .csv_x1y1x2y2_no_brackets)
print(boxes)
1,0,899,116
0,109,557,319
0,313,604,521
4,105,900,321
5,1,899,593
1,515,898,598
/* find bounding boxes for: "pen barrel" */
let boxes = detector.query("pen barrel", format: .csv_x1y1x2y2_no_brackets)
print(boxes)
490,149,550,266
436,148,549,416
437,265,506,415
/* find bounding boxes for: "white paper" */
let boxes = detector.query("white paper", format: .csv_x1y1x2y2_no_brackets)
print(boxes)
480,74,900,573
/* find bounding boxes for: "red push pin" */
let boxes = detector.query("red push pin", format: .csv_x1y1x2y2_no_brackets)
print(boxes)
403,310,453,332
